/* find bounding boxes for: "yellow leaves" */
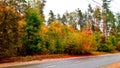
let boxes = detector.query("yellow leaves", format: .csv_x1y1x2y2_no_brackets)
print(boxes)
49,21,63,35
18,20,26,34
40,24,48,34
6,6,15,14
117,41,120,51
18,19,26,27
6,6,11,11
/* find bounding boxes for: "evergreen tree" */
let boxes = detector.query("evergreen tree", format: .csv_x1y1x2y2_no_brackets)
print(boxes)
76,8,84,29
48,10,56,25
21,8,42,55
57,13,61,21
93,6,101,31
28,0,46,22
61,14,67,25
102,0,115,36
116,13,120,36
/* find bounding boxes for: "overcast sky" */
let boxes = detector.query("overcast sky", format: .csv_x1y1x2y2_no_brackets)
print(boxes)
44,0,120,19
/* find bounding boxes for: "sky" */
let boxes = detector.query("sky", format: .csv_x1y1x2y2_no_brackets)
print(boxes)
44,0,120,19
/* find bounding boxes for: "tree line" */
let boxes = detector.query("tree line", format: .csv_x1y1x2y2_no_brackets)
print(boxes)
0,0,120,59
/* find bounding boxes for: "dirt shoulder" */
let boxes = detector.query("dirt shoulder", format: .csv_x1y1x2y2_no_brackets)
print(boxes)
103,62,120,68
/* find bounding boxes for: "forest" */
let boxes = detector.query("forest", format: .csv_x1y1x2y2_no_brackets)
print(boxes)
0,0,120,59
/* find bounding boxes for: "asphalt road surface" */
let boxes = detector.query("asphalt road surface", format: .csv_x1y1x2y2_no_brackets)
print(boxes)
7,54,120,68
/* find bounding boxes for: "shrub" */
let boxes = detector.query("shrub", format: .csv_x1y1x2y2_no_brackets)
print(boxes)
97,36,116,52
66,30,97,55
65,32,82,54
97,43,116,52
109,36,117,46
117,41,120,51
38,22,69,54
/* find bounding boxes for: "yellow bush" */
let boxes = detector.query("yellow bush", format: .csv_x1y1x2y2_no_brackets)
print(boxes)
66,30,97,54
117,41,120,51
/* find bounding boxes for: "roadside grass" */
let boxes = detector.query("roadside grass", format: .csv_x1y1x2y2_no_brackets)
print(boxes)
91,52,108,55
91,51,120,55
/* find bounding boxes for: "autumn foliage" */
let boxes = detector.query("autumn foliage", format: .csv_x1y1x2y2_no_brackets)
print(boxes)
0,0,120,59
0,2,21,58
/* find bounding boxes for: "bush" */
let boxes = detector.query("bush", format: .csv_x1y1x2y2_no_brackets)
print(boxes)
97,43,116,52
37,22,69,54
65,32,82,54
97,36,116,52
117,41,120,51
66,30,97,55
109,36,117,46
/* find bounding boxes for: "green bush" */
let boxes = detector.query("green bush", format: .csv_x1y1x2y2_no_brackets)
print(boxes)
97,36,116,52
97,43,116,52
109,36,117,46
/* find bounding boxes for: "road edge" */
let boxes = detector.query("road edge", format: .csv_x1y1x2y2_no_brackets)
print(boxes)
0,53,120,68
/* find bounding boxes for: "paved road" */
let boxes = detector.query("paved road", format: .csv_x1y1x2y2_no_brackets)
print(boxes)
7,54,120,68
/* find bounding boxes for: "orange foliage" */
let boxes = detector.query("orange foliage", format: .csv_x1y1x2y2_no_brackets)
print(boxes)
79,30,97,53
18,19,26,27
69,25,74,32
86,27,92,35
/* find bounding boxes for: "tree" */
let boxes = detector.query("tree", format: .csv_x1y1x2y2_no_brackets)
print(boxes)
61,14,67,25
108,11,116,36
0,2,21,58
87,4,94,22
56,13,61,22
88,4,93,13
36,0,46,22
76,8,84,29
65,12,78,30
116,13,120,37
87,4,94,31
21,8,42,55
101,0,113,36
48,10,56,25
93,6,101,31
3,0,27,13
28,0,46,22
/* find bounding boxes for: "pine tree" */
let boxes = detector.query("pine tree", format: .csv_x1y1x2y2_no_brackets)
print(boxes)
102,0,115,36
48,10,56,25
93,6,101,31
21,8,42,55
61,14,67,25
